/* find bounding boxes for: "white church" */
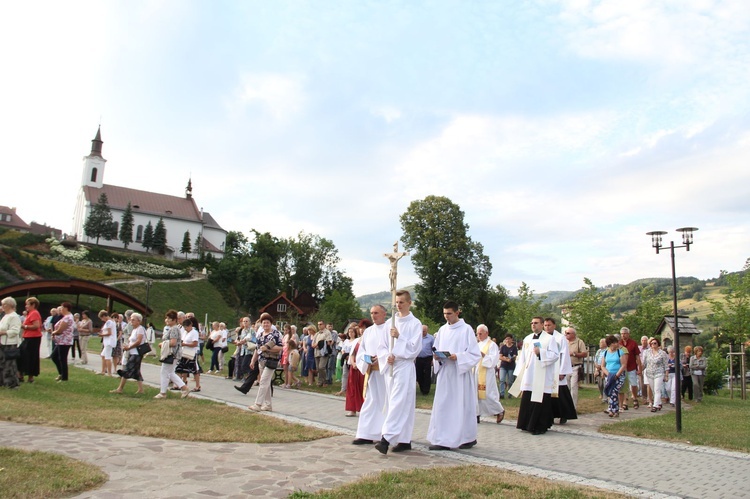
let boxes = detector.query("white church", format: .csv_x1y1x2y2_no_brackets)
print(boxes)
72,128,227,259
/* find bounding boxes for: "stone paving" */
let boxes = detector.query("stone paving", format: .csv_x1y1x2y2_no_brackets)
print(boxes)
5,357,750,498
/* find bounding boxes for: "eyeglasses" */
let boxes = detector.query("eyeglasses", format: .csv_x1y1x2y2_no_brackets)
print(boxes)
530,321,540,325
650,342,658,346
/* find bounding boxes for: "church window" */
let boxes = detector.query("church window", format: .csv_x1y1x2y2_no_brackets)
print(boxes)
112,222,119,240
90,167,98,183
136,225,143,242
276,303,287,313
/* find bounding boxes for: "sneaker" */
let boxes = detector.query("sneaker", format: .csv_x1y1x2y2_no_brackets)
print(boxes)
154,393,167,399
248,405,262,412
181,388,190,399
260,405,272,411
345,411,357,417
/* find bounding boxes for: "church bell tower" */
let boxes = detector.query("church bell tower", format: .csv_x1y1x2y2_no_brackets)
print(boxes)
82,126,106,188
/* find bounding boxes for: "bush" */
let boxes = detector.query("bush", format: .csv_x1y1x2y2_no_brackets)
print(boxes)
5,248,68,279
705,350,727,393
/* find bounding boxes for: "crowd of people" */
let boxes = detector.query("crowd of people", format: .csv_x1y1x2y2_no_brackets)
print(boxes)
0,292,713,456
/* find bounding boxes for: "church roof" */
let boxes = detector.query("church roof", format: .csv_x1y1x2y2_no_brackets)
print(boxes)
202,212,225,231
83,184,203,223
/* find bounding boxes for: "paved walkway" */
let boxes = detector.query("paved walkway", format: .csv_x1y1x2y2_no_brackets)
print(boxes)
5,357,750,498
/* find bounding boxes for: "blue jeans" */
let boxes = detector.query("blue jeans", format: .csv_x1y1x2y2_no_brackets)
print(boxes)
498,367,515,397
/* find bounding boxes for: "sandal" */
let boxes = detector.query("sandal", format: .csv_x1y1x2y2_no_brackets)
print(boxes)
191,387,201,392
633,400,639,410
622,404,628,411
651,407,657,412
496,411,505,424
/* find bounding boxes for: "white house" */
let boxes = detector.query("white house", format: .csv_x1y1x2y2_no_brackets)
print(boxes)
72,127,227,259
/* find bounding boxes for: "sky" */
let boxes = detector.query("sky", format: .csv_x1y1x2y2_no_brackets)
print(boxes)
2,0,750,297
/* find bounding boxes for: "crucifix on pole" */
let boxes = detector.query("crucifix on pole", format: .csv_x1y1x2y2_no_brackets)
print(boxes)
384,241,408,377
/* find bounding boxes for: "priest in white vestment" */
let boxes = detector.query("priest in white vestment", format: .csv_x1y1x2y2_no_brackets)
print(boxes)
475,324,505,424
375,290,422,454
427,302,482,450
352,305,390,445
510,316,560,434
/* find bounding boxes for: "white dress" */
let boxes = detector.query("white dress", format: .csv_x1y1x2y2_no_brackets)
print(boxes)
476,337,505,417
354,322,389,441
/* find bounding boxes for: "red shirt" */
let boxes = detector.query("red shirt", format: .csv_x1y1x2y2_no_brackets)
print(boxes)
23,309,42,338
620,338,639,371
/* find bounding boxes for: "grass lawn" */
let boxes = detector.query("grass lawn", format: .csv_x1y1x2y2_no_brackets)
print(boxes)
0,447,108,499
0,362,335,444
600,389,750,452
289,465,626,499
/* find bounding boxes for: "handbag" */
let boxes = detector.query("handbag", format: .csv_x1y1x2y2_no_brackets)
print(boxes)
181,345,197,360
205,338,215,350
221,346,229,353
4,345,21,360
160,354,175,364
159,340,171,360
264,358,279,370
136,342,152,356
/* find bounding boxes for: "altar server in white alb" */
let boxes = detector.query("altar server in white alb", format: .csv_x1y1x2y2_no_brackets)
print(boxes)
475,324,505,424
546,318,576,425
351,305,390,446
426,301,482,450
374,290,422,454
510,316,560,435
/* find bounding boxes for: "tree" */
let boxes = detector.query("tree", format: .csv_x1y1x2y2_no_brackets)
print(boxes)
564,278,614,346
277,232,344,301
181,230,192,259
83,193,115,245
152,218,167,254
502,282,546,339
709,258,750,346
208,230,284,314
119,202,134,249
464,285,509,339
194,231,204,258
317,290,364,331
618,285,670,339
400,196,492,324
142,221,154,252
224,231,250,257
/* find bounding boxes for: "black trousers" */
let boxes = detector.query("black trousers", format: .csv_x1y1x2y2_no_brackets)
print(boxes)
681,375,693,400
415,356,433,395
51,345,71,380
236,363,272,396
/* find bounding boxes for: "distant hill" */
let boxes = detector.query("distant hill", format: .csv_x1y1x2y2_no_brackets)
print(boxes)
357,285,416,311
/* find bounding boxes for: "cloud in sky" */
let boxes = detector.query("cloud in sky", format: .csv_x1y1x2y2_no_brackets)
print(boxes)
2,0,749,299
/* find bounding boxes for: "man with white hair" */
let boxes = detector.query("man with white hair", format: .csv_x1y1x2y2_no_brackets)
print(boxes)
475,324,505,424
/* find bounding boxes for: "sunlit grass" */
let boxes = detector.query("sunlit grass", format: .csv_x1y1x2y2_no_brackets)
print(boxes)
0,363,335,444
289,465,626,499
0,447,107,498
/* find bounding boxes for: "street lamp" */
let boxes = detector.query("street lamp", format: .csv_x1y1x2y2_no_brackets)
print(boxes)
645,227,698,433
144,279,153,320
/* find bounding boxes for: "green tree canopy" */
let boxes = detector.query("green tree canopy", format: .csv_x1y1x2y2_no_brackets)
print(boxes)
317,289,364,331
564,278,615,345
152,218,167,254
277,232,346,301
83,193,115,245
709,258,750,346
119,202,134,249
502,282,546,340
181,230,192,258
618,285,670,339
142,221,154,252
400,195,492,324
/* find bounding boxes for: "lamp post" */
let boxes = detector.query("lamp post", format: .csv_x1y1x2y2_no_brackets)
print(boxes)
144,279,153,320
645,227,698,433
